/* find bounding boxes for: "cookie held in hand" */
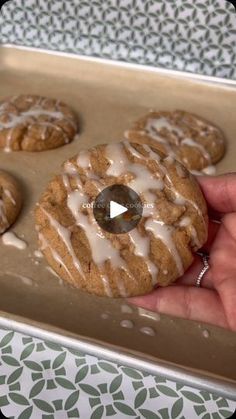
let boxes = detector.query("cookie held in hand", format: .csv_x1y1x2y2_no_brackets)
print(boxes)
35,141,208,297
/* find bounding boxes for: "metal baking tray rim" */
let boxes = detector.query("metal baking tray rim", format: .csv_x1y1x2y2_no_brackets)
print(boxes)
1,314,236,400
2,43,236,87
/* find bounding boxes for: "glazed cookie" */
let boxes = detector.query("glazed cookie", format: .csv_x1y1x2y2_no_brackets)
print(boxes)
35,141,208,298
125,110,226,172
0,95,78,152
0,170,22,234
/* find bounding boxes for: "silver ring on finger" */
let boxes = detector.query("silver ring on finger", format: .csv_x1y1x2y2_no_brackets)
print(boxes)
195,252,210,288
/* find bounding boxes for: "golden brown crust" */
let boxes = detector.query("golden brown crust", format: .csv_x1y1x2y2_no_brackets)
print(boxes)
0,95,78,152
126,110,226,171
35,142,208,297
0,170,22,233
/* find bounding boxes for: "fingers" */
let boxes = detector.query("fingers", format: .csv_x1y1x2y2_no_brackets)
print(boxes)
197,173,236,213
201,219,220,253
129,286,229,329
210,214,236,331
217,277,236,331
176,219,219,289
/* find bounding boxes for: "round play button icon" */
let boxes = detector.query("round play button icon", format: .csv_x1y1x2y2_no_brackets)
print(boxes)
93,184,143,234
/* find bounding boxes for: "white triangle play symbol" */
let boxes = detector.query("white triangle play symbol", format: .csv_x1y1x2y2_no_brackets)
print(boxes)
110,201,128,219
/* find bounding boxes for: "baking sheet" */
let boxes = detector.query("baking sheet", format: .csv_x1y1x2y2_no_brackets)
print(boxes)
0,45,236,398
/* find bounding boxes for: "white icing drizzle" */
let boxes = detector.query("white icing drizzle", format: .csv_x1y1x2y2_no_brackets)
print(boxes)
186,115,216,133
124,141,146,159
106,142,167,285
128,143,203,250
129,164,164,196
62,173,72,192
173,190,202,220
145,219,184,276
107,143,163,217
61,165,130,297
41,124,48,140
147,117,183,137
77,150,91,169
67,189,86,218
117,280,129,297
164,155,175,165
4,189,16,205
39,231,75,284
5,271,34,286
2,232,27,250
202,165,216,175
101,275,113,297
190,225,201,248
107,144,164,203
107,142,203,278
41,209,84,280
21,276,34,286
67,191,125,268
0,102,7,112
181,138,211,162
178,217,201,248
106,143,129,176
140,326,156,336
4,129,14,153
144,125,177,159
172,193,186,206
121,304,133,314
64,161,78,175
179,216,191,227
142,144,161,161
129,229,158,284
138,307,161,321
135,144,205,256
175,164,186,178
202,329,210,338
142,144,203,228
46,266,61,278
0,109,65,130
135,114,217,173
34,250,43,258
34,122,69,144
120,320,134,329
190,170,203,176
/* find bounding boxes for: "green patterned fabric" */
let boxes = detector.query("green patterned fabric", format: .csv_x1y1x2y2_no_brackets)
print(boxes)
0,329,235,418
0,0,236,79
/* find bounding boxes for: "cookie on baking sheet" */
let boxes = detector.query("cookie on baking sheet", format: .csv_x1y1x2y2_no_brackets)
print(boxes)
35,141,208,298
125,110,226,172
0,170,22,234
0,95,78,152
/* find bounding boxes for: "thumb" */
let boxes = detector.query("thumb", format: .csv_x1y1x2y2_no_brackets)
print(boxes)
129,286,229,329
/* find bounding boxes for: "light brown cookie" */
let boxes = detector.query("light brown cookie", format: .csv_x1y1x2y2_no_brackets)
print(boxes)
0,170,22,233
0,95,78,152
35,141,208,298
125,110,226,172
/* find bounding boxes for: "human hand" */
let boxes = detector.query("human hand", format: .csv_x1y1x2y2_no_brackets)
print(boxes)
129,174,236,331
